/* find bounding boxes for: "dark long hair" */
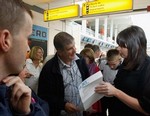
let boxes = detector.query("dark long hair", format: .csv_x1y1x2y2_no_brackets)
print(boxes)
117,25,147,70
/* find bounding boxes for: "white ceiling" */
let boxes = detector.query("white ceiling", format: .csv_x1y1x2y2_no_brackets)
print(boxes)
23,0,54,5
23,0,150,10
23,0,85,6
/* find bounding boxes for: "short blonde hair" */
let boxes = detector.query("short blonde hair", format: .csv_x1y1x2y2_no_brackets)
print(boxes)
29,46,44,61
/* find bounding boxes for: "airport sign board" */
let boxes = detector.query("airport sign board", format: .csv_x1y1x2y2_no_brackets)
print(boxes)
82,0,132,16
44,4,79,21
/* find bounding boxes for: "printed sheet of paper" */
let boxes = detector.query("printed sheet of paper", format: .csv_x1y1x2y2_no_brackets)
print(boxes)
78,71,104,110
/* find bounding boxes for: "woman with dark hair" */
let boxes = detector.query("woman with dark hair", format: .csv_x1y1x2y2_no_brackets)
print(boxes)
95,25,150,116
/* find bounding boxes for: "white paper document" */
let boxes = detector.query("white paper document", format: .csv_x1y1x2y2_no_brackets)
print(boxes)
78,71,104,110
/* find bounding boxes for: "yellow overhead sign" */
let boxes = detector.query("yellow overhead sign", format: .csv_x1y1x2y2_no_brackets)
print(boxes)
82,0,132,16
44,5,79,21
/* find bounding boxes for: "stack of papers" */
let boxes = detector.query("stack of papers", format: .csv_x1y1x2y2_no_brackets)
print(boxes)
78,71,104,110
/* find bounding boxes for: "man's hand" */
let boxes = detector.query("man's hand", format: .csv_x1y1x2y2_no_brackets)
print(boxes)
65,102,80,113
2,76,31,114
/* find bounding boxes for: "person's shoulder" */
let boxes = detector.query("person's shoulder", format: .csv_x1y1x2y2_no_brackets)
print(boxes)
146,56,150,61
76,54,85,61
39,63,43,68
100,59,107,65
26,58,32,63
43,55,54,64
144,56,150,68
43,54,57,68
76,53,82,58
144,56,150,66
101,59,107,63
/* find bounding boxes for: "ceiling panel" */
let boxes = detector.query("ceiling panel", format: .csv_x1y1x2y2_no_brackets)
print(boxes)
23,0,54,5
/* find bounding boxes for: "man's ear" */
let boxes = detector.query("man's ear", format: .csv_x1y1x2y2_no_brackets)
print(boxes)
0,30,11,52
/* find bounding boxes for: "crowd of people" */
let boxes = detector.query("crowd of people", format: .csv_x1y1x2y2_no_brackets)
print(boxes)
0,0,150,116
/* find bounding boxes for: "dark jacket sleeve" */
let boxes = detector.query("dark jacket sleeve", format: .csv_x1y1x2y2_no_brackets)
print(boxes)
13,91,49,116
139,81,150,114
30,90,49,116
27,103,48,116
138,58,150,114
37,58,64,116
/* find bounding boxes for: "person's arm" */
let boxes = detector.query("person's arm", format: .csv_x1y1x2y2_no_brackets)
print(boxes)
65,102,80,113
2,76,31,114
3,76,48,116
95,82,149,115
19,67,33,82
38,61,63,116
31,90,49,116
114,88,149,115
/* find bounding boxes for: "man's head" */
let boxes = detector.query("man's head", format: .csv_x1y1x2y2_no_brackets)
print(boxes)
91,45,101,59
0,0,33,78
84,43,93,49
106,49,121,70
53,32,76,64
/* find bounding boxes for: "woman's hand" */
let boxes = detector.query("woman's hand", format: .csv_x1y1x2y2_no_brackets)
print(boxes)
95,82,118,97
19,68,33,82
